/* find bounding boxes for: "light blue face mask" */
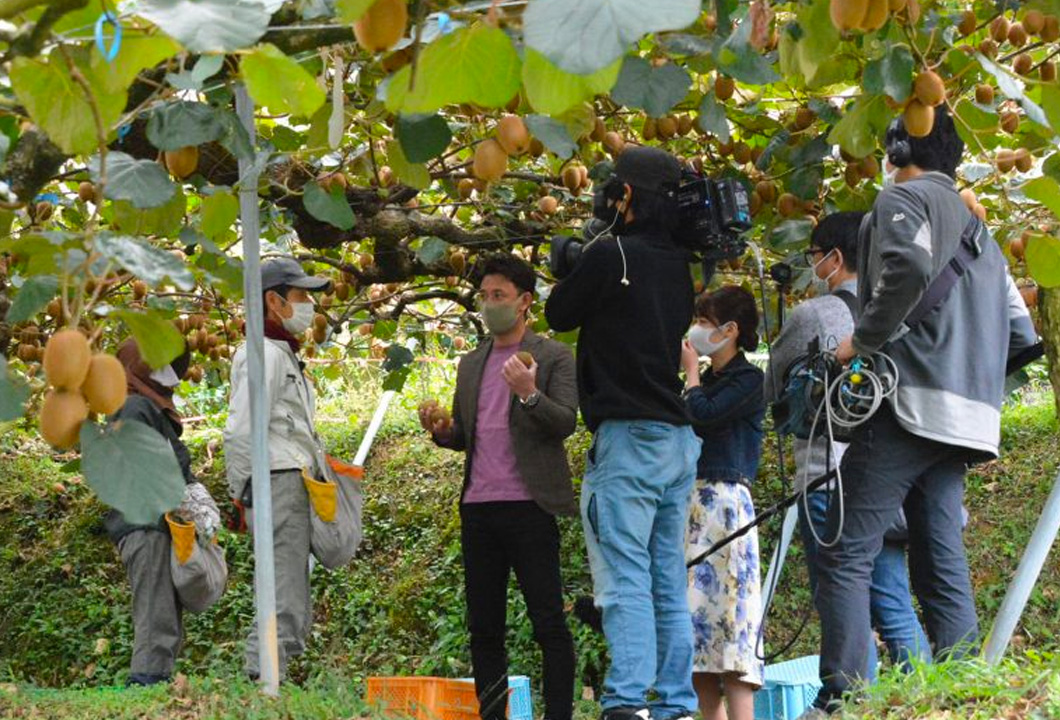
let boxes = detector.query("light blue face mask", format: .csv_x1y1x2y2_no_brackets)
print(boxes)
882,162,900,188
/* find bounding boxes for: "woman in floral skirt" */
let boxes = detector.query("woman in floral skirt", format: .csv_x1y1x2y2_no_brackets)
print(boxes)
680,286,766,720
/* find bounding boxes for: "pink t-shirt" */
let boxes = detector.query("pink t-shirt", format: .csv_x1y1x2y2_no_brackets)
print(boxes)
463,343,533,504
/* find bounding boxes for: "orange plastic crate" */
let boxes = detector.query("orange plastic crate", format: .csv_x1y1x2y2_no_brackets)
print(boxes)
366,676,511,720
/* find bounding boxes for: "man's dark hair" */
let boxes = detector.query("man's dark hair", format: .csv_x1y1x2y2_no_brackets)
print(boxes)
907,104,964,179
694,286,759,352
479,253,536,295
811,211,865,271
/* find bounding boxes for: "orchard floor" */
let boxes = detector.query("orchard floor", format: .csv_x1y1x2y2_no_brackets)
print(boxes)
0,377,1058,719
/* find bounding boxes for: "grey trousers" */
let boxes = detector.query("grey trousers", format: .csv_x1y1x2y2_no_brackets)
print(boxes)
244,469,312,679
813,404,978,710
119,530,183,678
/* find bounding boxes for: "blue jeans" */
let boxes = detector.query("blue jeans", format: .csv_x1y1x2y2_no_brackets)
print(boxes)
798,490,932,678
582,420,702,718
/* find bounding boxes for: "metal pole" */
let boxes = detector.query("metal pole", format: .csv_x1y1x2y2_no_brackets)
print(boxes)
353,390,396,467
982,467,1060,664
236,84,280,696
762,505,799,616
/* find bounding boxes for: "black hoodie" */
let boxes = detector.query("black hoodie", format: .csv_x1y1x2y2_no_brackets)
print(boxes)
545,230,694,432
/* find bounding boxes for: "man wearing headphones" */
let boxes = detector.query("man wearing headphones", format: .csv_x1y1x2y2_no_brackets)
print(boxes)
806,105,1037,714
545,146,702,720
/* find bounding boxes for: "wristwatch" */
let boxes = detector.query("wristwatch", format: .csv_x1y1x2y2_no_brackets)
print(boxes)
519,391,541,409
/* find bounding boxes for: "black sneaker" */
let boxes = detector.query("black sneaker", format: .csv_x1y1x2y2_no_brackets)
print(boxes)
601,707,651,720
126,673,169,687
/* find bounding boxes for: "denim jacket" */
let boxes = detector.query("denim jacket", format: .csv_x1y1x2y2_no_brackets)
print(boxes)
683,352,765,485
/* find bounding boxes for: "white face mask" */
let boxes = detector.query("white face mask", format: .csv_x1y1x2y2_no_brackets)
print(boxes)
882,162,900,188
688,323,732,357
149,364,180,388
811,249,840,295
281,300,315,335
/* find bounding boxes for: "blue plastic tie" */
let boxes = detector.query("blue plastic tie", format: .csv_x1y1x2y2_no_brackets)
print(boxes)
34,192,61,204
94,11,122,63
437,12,454,35
117,124,131,144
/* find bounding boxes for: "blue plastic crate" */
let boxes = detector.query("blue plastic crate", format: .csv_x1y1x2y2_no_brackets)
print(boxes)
753,655,822,720
456,675,533,720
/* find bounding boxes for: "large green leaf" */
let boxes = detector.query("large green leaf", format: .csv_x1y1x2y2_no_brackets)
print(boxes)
5,275,58,324
90,152,176,210
717,16,780,85
1023,177,1060,219
523,0,699,75
0,361,29,422
524,115,577,158
11,37,177,157
111,309,187,369
610,57,691,118
779,0,840,88
165,54,224,91
80,419,186,526
386,25,521,114
863,44,914,103
396,114,452,164
146,101,228,151
1042,85,1060,136
241,44,326,118
977,53,1024,101
522,49,621,116
201,191,239,240
415,236,448,265
387,140,431,190
770,218,815,247
136,0,271,53
111,189,187,239
95,233,196,290
696,92,731,143
828,95,890,159
10,50,123,157
1025,232,1060,289
303,182,356,230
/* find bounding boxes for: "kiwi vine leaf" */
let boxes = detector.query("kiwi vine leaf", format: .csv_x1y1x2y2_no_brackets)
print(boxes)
0,0,1059,505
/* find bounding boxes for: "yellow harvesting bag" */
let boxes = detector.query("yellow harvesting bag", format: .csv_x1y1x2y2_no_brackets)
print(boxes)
303,468,337,523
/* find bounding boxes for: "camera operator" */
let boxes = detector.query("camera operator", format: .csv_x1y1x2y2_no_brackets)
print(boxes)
807,106,1037,715
545,146,702,720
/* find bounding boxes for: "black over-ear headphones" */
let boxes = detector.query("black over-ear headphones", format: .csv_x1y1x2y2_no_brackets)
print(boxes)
885,116,912,168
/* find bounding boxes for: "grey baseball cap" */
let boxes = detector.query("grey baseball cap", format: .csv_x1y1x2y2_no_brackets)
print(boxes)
260,257,331,292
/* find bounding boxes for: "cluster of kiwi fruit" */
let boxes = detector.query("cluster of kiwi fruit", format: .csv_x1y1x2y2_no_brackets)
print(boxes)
38,329,127,450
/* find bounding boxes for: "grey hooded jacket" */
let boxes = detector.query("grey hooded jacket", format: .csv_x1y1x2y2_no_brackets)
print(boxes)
853,172,1037,458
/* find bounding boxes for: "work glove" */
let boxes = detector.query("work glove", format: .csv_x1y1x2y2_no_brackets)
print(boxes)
179,482,221,541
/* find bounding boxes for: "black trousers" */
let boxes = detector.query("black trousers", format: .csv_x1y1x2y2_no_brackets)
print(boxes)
813,404,979,710
461,501,575,720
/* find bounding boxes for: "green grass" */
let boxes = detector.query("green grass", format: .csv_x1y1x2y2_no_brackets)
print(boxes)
1,370,1059,717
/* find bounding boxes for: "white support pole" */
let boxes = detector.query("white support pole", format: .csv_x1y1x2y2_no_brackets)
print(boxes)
762,505,799,621
982,467,1060,664
236,84,280,696
353,390,396,467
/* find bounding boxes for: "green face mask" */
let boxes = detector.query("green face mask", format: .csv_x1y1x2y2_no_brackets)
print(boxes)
481,301,521,335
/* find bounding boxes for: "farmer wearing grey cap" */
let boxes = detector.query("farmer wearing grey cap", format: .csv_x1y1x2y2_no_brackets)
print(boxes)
223,257,331,680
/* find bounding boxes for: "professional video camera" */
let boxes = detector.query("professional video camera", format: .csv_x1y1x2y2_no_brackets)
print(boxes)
549,170,753,279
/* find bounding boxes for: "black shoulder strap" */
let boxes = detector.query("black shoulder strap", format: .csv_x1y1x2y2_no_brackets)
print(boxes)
903,214,983,330
833,290,860,322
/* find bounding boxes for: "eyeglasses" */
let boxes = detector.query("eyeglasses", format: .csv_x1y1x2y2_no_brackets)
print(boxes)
802,247,830,266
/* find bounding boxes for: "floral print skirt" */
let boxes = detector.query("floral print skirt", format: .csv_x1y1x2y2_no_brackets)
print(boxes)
685,479,763,686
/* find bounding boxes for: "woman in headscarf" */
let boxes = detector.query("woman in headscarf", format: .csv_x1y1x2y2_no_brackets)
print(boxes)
104,339,214,686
